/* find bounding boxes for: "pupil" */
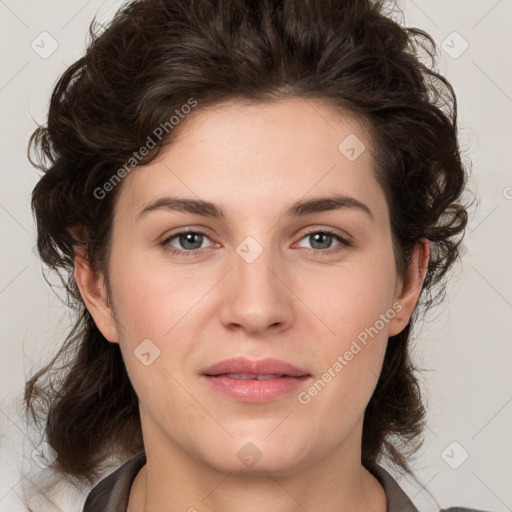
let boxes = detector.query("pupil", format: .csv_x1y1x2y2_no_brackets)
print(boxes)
312,233,331,249
181,233,202,250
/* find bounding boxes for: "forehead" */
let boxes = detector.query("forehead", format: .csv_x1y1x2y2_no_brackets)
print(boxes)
113,98,387,223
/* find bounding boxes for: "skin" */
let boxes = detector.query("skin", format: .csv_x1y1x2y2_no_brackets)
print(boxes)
75,97,429,512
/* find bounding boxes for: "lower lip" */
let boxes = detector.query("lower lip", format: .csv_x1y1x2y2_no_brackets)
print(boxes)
202,375,311,402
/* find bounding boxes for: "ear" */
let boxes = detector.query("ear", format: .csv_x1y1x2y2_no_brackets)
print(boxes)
74,242,119,343
388,238,430,337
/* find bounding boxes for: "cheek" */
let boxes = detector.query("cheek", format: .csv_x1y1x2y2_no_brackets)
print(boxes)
297,281,391,439
295,248,396,406
304,255,397,343
108,248,205,338
107,251,212,393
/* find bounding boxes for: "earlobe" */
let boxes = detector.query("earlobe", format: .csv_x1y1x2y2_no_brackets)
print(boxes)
73,243,119,343
388,238,430,337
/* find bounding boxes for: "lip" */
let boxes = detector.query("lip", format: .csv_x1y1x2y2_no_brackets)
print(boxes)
201,357,309,377
200,357,311,402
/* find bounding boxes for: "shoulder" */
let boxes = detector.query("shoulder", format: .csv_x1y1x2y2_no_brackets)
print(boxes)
82,451,146,512
441,508,494,512
370,463,494,512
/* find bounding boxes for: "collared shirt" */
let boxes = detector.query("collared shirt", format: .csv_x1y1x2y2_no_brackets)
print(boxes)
82,451,488,512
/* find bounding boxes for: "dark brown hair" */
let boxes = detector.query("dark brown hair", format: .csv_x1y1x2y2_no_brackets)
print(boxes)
25,0,471,486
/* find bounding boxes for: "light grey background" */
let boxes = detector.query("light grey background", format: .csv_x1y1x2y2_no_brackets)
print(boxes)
0,0,511,510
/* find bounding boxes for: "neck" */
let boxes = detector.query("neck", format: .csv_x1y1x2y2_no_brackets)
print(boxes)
128,422,387,512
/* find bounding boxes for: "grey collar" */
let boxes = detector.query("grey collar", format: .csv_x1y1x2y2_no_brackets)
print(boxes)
370,463,420,512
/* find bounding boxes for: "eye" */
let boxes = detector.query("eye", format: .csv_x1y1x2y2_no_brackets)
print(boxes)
161,230,216,256
295,229,351,256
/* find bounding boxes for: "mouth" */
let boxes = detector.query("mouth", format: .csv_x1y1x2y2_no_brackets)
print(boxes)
200,357,311,402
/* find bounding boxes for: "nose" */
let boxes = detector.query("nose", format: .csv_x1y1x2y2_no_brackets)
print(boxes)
219,241,294,335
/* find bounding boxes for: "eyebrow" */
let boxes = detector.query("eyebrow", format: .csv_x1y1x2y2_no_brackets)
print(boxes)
136,194,374,222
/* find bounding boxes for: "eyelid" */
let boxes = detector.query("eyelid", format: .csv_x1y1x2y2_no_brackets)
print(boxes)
298,226,353,244
160,226,218,244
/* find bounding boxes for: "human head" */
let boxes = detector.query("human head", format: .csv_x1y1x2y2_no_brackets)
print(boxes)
26,0,469,484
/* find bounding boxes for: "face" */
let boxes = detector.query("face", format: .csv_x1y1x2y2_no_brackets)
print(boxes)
77,98,427,476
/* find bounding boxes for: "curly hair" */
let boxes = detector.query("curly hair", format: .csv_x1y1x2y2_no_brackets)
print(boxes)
25,0,471,486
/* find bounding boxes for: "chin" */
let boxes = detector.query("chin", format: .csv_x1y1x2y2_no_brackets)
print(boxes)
199,435,313,476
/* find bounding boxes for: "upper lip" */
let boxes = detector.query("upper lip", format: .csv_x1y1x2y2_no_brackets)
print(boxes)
201,357,310,377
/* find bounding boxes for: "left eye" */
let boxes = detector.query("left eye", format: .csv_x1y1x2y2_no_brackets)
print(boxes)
296,231,347,251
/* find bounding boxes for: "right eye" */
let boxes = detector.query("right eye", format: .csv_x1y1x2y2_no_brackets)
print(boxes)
161,230,217,257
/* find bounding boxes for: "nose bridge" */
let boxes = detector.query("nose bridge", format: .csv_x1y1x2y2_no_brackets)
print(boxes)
235,237,276,290
220,234,292,333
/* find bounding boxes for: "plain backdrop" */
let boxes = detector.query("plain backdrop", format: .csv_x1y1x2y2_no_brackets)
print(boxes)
0,0,511,510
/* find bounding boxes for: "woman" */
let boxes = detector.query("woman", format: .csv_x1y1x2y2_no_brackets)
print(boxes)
25,0,486,510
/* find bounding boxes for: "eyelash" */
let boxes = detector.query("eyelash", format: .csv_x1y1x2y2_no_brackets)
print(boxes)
160,228,351,258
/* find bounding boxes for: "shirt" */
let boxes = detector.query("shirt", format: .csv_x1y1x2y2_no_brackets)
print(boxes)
82,451,489,512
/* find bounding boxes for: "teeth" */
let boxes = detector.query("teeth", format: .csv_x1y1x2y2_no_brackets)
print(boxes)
224,373,284,380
